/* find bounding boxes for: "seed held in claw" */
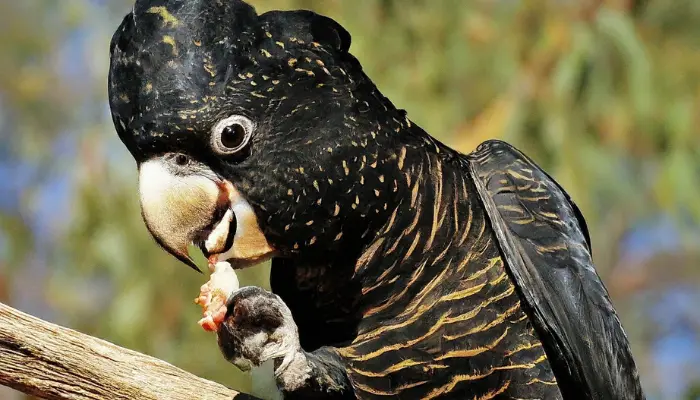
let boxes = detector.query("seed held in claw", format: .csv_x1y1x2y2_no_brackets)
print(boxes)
196,260,240,332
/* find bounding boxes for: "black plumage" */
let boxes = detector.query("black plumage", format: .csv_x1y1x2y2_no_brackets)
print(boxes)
109,1,645,399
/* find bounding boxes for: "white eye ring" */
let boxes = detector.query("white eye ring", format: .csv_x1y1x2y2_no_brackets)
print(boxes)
211,115,254,155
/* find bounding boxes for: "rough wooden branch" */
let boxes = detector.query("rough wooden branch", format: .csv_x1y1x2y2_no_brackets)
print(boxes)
0,302,259,400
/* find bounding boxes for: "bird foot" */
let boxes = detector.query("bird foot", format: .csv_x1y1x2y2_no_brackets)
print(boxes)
216,287,309,390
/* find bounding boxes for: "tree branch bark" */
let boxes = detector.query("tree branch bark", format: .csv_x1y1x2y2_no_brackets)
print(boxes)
0,302,259,400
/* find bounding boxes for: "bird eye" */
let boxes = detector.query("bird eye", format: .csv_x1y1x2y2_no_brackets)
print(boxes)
211,115,254,155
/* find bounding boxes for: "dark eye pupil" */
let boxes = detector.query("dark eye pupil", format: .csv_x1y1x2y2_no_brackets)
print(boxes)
175,154,189,166
221,124,247,149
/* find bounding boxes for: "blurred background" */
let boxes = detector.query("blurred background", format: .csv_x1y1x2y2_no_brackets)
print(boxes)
0,0,699,399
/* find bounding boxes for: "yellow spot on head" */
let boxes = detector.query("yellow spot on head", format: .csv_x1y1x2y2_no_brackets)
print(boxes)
288,58,298,67
162,35,177,55
261,49,272,58
146,6,180,27
295,68,315,76
275,41,285,49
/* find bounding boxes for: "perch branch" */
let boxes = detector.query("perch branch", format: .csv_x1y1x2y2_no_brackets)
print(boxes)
0,302,259,400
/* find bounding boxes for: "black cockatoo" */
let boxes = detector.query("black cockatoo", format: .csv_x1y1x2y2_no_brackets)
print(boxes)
108,1,645,399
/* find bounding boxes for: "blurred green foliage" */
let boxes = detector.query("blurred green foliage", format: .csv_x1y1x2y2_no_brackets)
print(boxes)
1,1,699,399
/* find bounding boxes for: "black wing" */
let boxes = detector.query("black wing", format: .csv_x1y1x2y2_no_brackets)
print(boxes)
466,140,644,400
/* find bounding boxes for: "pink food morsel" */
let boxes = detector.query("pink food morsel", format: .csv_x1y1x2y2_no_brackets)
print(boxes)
195,261,240,332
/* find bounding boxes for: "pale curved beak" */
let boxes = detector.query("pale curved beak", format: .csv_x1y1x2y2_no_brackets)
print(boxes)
137,156,275,272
